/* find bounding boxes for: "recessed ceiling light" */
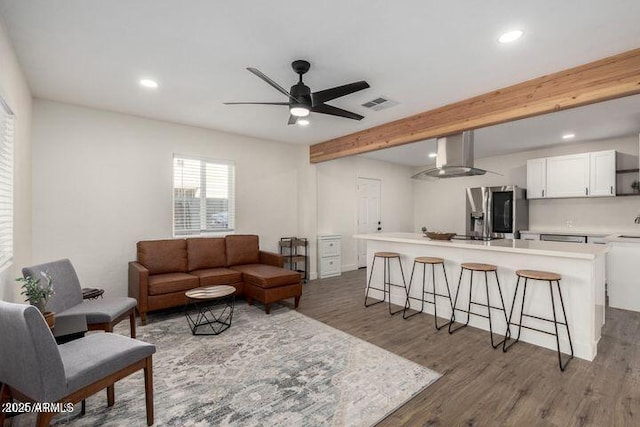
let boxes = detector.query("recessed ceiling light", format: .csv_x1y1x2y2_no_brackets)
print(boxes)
428,152,437,158
297,119,310,126
139,79,158,89
562,133,576,140
498,30,524,44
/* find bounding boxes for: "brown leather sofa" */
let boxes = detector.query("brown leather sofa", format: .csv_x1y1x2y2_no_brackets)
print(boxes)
129,235,302,323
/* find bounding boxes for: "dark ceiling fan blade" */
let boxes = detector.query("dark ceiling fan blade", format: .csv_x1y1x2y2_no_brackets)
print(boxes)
312,104,364,120
288,115,298,125
312,81,370,105
223,102,290,105
246,67,300,102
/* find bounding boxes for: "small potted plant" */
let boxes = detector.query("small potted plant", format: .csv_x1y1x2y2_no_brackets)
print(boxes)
16,272,55,328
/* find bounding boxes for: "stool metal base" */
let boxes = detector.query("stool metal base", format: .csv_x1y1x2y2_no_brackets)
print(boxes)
364,254,408,315
403,260,453,330
503,276,574,371
448,267,509,349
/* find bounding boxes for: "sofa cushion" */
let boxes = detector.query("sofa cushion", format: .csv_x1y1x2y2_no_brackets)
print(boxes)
226,235,260,266
190,268,242,287
148,273,198,296
138,239,188,274
230,264,301,289
187,238,226,271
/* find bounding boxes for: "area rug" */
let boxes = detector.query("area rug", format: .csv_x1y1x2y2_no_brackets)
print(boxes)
52,303,440,426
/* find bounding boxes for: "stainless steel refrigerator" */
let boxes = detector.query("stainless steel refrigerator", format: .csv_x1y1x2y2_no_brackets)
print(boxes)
465,186,528,240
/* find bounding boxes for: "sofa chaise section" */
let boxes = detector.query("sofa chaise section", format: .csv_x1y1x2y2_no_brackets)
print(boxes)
226,235,302,314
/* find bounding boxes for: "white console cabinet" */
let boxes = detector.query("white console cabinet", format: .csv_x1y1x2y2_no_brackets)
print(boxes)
317,235,342,279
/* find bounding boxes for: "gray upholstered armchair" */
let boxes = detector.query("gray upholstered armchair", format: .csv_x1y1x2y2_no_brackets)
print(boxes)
0,301,155,426
23,259,138,337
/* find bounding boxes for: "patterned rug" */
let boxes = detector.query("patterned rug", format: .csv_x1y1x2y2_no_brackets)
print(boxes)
48,303,440,426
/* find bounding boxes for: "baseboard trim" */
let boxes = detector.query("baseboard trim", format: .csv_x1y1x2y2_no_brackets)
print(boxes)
342,264,357,272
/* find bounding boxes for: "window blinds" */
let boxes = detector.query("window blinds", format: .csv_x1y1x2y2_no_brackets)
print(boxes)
0,97,14,270
173,155,235,235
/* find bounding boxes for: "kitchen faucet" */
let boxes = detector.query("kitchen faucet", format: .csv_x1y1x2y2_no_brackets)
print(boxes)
635,214,640,224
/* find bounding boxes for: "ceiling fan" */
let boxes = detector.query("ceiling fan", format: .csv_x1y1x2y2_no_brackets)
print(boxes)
224,60,370,125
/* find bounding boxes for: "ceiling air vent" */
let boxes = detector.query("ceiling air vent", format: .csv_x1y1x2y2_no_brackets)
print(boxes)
361,96,398,111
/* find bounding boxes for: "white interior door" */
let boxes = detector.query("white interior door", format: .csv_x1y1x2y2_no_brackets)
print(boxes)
357,177,381,268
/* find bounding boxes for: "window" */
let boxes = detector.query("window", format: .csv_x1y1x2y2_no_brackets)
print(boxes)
0,96,14,270
173,155,235,235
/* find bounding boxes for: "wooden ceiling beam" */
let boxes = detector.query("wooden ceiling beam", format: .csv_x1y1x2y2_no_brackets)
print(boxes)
309,47,640,163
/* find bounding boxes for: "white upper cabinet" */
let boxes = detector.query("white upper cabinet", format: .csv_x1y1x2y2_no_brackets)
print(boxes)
526,158,547,198
546,153,590,198
589,150,616,196
527,150,616,199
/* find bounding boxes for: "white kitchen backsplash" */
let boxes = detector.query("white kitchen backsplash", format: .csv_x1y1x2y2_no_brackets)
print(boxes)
529,196,640,232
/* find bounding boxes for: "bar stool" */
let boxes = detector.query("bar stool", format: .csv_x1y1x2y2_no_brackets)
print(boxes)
364,252,408,315
448,263,509,349
402,257,453,330
503,270,574,371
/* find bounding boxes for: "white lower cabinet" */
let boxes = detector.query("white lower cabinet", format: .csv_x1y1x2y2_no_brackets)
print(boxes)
318,235,342,279
607,241,640,312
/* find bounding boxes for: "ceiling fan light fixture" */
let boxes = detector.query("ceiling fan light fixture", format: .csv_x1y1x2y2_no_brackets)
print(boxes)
498,30,524,44
139,78,158,89
290,106,310,117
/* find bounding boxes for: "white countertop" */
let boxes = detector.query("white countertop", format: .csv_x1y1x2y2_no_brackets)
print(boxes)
521,228,640,243
605,233,640,243
354,232,609,260
521,229,612,237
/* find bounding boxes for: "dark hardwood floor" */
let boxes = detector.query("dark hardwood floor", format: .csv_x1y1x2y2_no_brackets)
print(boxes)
295,269,640,426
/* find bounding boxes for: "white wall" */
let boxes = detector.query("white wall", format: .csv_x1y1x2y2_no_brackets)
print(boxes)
317,156,415,271
0,19,32,302
32,99,314,297
414,135,640,234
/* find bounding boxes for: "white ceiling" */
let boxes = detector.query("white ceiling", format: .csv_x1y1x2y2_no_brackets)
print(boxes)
361,94,640,166
1,0,640,153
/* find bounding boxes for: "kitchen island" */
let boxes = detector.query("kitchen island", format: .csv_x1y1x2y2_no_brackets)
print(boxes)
354,232,608,361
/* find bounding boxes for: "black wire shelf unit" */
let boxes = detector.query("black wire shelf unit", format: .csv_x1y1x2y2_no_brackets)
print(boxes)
279,237,309,283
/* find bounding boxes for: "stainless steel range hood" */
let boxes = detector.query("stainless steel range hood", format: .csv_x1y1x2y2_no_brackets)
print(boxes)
411,131,488,179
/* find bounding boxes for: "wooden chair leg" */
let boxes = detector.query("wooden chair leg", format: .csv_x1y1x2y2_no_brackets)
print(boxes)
0,383,8,425
36,412,55,427
265,303,271,314
107,385,115,407
130,310,137,338
246,296,254,306
144,356,154,426
294,296,300,308
140,311,147,326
